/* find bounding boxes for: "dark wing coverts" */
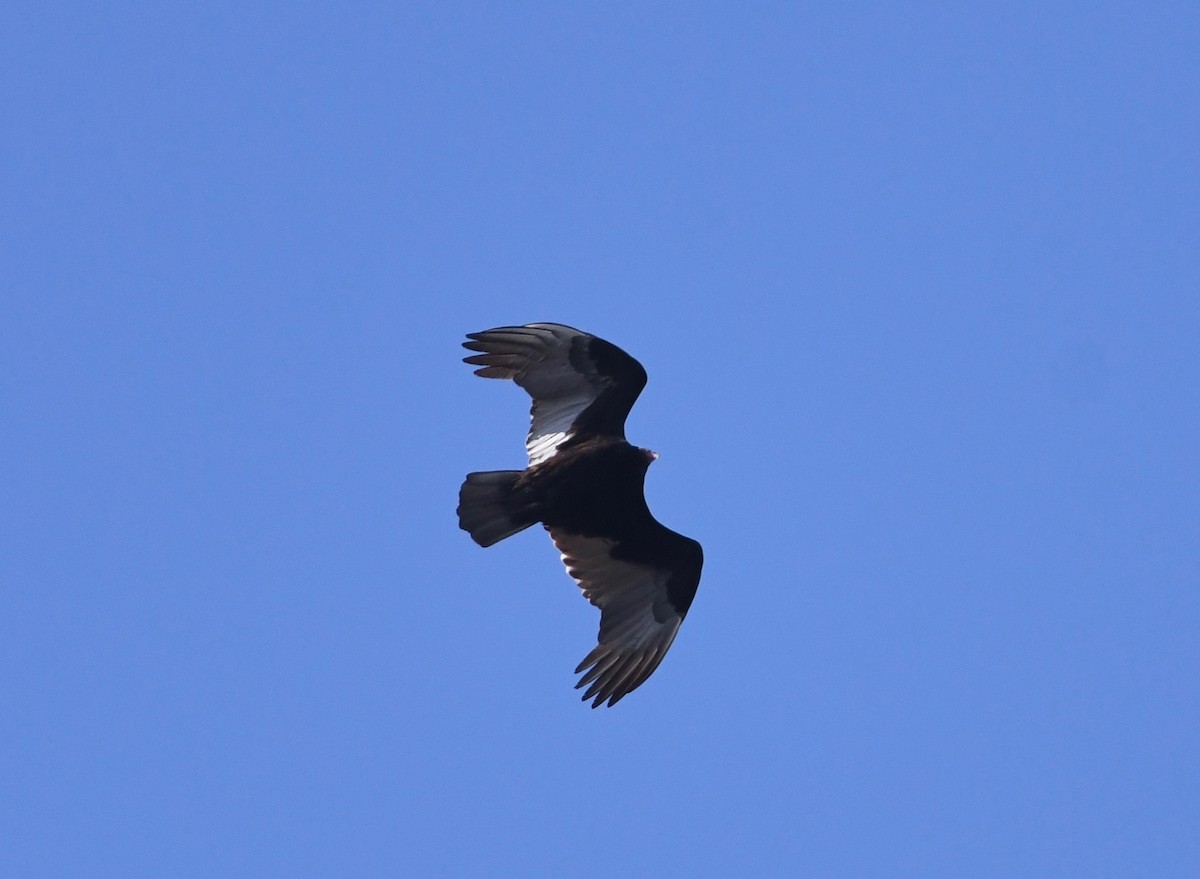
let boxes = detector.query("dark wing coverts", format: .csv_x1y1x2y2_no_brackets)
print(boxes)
463,323,647,464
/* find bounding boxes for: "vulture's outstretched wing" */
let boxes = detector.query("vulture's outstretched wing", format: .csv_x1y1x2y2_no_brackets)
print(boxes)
463,324,647,465
549,525,702,707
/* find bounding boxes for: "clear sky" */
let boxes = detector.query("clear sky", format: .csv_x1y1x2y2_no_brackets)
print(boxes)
3,3,1198,876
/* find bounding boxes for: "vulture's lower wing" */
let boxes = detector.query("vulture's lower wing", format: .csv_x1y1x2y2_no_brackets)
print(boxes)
548,527,702,707
463,324,647,464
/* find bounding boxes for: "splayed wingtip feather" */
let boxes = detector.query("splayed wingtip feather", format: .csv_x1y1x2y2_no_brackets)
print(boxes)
574,645,607,674
575,651,621,688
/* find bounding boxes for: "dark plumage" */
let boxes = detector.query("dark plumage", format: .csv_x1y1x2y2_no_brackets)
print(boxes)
456,323,703,707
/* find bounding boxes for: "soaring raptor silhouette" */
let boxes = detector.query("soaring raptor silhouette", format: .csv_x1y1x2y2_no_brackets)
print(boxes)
457,323,703,707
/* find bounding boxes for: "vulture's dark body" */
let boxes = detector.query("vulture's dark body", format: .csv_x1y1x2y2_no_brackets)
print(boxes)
511,437,700,618
516,438,650,538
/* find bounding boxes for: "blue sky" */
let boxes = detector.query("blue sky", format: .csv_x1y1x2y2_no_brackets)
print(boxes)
3,3,1198,876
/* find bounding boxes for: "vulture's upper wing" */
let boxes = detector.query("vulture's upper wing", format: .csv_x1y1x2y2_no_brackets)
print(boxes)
463,324,647,465
548,523,702,708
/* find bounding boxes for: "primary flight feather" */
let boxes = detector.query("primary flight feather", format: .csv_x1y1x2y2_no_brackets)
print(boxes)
456,323,703,707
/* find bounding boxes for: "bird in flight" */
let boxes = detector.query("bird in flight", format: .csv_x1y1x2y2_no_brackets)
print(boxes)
457,323,703,707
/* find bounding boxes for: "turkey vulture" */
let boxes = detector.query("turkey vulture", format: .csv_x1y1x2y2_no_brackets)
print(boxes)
457,323,703,707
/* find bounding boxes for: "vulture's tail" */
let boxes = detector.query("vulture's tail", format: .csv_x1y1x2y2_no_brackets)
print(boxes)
457,470,535,547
